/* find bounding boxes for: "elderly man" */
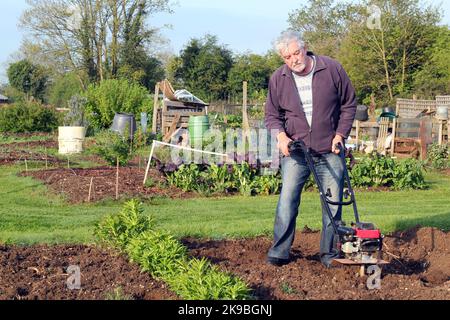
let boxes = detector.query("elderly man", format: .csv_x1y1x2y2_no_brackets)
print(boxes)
265,31,357,268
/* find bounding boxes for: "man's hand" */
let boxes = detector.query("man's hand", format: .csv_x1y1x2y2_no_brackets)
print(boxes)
331,134,344,154
277,132,292,157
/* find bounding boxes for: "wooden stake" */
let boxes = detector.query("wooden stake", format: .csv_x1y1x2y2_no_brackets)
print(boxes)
438,120,444,146
359,265,365,277
45,147,48,169
116,157,119,200
25,159,28,172
67,157,70,169
87,177,94,202
152,83,160,133
355,120,360,150
242,81,249,132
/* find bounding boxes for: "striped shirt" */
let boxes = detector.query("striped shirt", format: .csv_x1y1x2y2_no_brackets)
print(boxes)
292,56,316,127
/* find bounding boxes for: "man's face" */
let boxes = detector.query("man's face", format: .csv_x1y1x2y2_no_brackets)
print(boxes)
280,41,308,74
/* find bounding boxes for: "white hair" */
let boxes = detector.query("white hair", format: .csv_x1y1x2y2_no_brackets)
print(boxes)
274,30,305,55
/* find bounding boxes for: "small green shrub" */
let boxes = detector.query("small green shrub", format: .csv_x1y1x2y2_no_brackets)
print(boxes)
84,79,151,130
427,143,448,170
91,130,133,166
0,101,60,133
94,199,154,250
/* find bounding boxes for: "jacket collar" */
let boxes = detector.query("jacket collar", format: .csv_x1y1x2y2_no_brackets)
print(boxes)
281,51,327,78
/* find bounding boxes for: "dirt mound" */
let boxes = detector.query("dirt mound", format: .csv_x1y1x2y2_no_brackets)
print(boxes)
183,227,450,300
20,167,196,203
0,244,177,300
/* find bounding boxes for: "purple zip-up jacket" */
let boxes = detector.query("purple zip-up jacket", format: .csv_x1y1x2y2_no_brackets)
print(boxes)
264,52,357,154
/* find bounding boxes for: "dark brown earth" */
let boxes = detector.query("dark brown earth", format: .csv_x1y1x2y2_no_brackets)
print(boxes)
184,226,449,300
0,149,64,165
20,167,196,203
0,227,448,300
0,245,178,300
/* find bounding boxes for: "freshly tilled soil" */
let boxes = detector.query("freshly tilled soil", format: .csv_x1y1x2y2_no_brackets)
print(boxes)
0,227,448,300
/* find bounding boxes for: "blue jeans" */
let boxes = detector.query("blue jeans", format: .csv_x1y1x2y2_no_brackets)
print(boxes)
268,151,344,265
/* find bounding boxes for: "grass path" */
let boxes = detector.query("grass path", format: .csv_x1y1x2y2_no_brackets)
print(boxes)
0,164,449,244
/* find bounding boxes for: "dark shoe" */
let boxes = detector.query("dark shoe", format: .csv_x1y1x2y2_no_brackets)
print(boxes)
321,258,341,269
267,256,290,266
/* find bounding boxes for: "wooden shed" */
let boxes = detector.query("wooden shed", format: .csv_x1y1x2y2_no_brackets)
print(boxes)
152,80,208,141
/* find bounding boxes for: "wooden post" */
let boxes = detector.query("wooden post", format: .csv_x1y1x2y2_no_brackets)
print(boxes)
25,159,28,172
151,83,160,133
45,147,48,169
87,177,94,202
242,81,249,131
390,103,399,155
438,120,444,146
116,157,119,200
67,157,70,169
355,120,360,151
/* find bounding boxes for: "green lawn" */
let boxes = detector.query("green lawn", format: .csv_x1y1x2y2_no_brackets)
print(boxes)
0,163,449,245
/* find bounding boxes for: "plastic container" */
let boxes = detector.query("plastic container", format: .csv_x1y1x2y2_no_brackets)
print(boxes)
436,106,448,120
355,105,369,121
110,113,137,139
188,115,210,147
58,126,86,154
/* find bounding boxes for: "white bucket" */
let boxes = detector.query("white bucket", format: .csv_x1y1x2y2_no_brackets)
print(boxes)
58,126,86,154
436,106,448,120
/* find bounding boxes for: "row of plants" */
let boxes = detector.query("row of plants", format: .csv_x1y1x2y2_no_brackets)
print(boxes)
94,200,251,300
160,152,429,196
162,163,284,196
348,153,428,190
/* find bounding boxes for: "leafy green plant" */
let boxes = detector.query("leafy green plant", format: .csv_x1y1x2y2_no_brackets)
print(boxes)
426,143,448,170
91,130,133,166
94,199,154,250
349,152,427,190
166,257,250,300
84,79,151,130
166,163,202,192
252,174,281,195
126,230,188,279
0,101,60,133
95,200,252,300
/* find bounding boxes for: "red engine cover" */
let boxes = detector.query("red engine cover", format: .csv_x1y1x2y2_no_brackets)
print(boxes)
356,229,381,239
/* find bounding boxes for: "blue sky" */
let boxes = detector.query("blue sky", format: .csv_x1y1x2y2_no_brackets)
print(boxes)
1,0,450,84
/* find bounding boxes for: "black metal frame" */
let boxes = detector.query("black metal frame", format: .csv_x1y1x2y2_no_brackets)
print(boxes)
287,140,360,236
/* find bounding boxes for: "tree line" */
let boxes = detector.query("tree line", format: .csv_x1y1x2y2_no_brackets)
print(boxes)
3,0,449,109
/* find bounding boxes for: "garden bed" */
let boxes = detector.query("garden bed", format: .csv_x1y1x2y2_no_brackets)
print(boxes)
0,227,448,300
20,167,196,203
184,226,449,300
0,244,178,300
0,150,64,166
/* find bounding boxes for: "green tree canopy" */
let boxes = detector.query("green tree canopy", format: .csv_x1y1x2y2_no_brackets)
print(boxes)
171,35,234,102
7,59,48,102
